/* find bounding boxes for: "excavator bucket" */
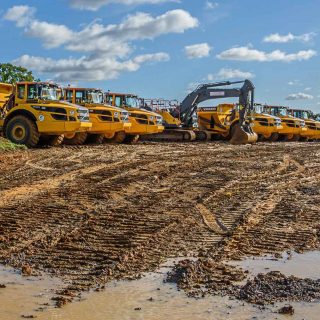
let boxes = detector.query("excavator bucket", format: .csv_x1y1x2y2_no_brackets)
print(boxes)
230,123,258,145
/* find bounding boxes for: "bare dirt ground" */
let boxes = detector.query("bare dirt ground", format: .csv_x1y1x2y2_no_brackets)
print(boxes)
0,141,319,306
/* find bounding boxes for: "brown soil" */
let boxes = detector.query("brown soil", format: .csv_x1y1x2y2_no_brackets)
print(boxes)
0,141,320,306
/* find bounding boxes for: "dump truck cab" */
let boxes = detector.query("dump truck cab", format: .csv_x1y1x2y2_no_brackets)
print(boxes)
63,88,131,144
263,105,307,141
105,92,164,143
0,82,91,147
288,109,320,140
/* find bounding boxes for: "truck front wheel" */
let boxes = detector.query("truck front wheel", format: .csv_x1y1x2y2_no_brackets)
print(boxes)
5,115,40,147
63,132,88,145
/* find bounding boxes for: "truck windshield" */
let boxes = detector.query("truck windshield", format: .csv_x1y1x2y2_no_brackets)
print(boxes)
254,105,264,114
87,91,103,104
40,85,58,101
270,107,287,117
125,97,139,108
301,111,309,119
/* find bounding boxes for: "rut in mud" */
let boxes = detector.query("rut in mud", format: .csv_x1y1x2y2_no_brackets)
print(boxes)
0,142,320,304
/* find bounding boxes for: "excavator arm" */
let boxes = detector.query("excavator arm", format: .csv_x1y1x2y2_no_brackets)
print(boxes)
175,80,255,127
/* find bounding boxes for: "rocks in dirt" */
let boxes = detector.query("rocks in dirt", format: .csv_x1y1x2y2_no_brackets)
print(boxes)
51,296,72,308
0,284,6,288
166,258,246,298
237,271,320,305
21,264,32,276
278,305,294,315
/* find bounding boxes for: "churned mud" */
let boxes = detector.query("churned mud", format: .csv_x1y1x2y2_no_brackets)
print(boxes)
0,141,320,311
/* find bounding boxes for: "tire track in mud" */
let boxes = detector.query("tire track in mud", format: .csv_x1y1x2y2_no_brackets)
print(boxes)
0,142,320,305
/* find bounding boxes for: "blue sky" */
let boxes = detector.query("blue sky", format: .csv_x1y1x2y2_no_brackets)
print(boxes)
1,0,319,111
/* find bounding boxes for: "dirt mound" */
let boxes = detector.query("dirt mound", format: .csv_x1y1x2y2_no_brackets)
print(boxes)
237,271,320,305
166,258,246,297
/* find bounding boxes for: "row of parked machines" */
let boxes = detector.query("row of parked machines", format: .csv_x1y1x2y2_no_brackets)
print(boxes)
0,81,164,147
0,80,318,147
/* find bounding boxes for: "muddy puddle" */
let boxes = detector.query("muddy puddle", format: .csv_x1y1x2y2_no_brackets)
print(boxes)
1,253,320,320
229,250,320,280
0,265,62,319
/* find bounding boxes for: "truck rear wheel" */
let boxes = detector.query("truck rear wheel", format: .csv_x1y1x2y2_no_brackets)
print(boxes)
63,132,87,145
123,134,140,144
86,134,105,144
5,115,40,147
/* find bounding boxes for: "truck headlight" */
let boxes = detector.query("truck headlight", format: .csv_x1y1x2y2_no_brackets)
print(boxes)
69,110,75,116
149,116,154,121
114,112,119,118
156,116,163,125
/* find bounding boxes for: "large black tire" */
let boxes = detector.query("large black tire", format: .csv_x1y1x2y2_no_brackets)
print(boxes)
63,132,88,145
106,131,126,144
86,134,105,144
123,134,140,144
299,136,308,142
258,134,266,142
5,115,39,147
269,133,279,142
38,135,64,147
289,134,300,142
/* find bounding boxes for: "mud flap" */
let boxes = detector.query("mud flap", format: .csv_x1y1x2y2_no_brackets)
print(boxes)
230,123,258,145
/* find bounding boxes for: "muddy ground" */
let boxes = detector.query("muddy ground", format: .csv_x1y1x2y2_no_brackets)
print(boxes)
0,141,319,306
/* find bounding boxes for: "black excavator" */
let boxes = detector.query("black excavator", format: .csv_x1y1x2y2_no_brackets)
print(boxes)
143,79,258,144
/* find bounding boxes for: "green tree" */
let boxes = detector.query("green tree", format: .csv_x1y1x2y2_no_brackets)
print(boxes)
0,63,39,84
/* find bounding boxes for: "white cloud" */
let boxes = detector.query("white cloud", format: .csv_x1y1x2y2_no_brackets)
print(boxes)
304,87,312,91
69,0,177,11
207,68,255,81
27,21,74,49
184,43,211,59
3,5,36,27
205,1,219,9
13,52,170,82
286,93,314,100
217,46,317,62
5,6,197,81
5,7,198,52
263,32,317,43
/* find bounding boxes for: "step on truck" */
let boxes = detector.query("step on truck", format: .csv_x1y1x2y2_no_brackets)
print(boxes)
105,92,164,143
0,82,91,147
63,87,131,145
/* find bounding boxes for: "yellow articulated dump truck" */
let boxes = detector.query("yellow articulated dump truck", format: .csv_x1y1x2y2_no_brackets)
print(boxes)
198,103,282,142
105,92,164,143
63,87,131,145
262,105,307,141
0,82,91,147
288,109,320,141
